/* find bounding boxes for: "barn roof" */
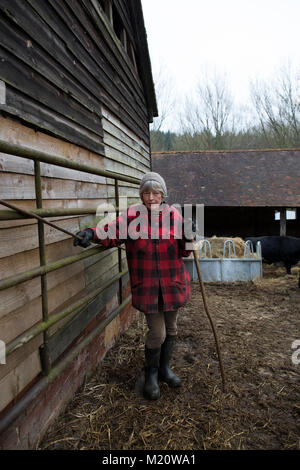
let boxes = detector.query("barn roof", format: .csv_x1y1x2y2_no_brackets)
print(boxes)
151,149,300,207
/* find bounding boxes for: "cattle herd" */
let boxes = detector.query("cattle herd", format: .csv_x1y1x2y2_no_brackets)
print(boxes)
245,235,300,287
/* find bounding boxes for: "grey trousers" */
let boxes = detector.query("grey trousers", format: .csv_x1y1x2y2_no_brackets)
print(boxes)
144,309,178,349
143,285,179,349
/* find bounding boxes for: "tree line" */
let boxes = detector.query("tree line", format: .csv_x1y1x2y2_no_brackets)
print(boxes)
150,64,300,152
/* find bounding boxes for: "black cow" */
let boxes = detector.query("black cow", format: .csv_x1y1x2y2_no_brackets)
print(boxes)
245,236,300,287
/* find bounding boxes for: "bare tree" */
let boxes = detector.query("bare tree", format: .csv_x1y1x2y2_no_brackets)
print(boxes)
149,65,177,151
150,66,175,132
250,63,300,147
180,71,235,150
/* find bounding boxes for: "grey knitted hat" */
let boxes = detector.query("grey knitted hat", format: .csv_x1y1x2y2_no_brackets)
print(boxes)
139,172,168,198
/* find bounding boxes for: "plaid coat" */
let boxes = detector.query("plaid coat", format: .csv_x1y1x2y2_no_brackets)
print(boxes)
92,203,191,314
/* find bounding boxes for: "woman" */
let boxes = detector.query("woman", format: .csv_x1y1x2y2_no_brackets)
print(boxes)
74,172,193,400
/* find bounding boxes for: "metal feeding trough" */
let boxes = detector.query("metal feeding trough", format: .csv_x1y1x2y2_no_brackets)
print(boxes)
184,239,262,282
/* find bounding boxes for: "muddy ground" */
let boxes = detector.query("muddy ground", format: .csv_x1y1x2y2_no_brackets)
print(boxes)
39,263,300,450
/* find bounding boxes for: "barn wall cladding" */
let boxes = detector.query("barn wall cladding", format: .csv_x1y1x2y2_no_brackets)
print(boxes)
151,150,300,238
0,0,157,449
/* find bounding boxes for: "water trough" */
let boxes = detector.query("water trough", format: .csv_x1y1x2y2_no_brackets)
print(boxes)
184,239,262,282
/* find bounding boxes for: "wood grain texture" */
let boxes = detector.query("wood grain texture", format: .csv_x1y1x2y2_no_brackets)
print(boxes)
0,0,153,414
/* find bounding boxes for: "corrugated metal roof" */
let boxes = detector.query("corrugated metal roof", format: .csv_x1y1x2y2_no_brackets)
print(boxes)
151,149,300,207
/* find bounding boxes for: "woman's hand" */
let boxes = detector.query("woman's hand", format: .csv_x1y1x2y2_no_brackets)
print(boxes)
73,228,94,248
184,218,196,241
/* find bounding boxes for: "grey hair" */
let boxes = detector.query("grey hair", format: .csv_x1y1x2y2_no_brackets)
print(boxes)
139,180,165,198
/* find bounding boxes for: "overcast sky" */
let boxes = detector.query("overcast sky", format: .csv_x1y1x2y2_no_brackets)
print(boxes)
141,0,300,132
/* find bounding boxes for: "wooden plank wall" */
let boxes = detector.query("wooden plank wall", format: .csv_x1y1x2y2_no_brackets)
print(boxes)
0,0,152,414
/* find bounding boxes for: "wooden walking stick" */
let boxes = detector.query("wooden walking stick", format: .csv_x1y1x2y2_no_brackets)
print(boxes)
0,199,84,242
193,250,226,392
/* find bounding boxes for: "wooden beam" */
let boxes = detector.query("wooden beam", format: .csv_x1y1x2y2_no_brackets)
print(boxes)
280,209,286,236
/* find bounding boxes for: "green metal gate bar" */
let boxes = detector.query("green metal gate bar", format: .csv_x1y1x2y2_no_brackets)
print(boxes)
0,294,132,436
0,138,141,381
0,207,119,220
6,268,129,356
0,139,140,184
0,246,106,291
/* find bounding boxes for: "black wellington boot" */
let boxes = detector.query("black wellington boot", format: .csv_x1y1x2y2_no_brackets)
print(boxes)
143,347,161,400
158,335,181,388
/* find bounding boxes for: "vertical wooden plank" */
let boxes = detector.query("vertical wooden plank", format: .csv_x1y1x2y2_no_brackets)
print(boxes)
280,209,286,236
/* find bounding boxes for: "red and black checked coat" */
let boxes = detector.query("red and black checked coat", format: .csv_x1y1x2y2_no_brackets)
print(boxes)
92,203,191,314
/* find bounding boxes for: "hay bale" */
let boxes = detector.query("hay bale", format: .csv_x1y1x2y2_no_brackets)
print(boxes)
194,236,256,259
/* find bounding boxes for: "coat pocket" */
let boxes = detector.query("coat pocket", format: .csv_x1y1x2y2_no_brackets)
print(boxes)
172,279,186,291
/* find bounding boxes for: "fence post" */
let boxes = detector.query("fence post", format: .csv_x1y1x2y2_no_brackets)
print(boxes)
115,179,123,304
34,161,51,375
0,340,5,364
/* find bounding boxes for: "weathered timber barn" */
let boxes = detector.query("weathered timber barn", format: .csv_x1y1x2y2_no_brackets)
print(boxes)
0,0,157,449
152,150,300,238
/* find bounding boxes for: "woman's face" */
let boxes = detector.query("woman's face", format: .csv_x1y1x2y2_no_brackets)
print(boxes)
142,190,163,210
